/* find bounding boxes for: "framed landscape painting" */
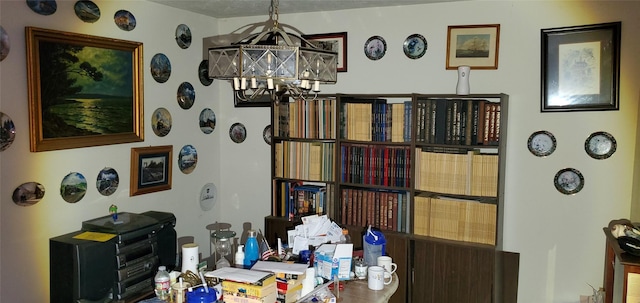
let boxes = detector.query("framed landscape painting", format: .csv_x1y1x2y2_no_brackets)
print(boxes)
130,145,172,196
446,24,500,69
26,27,144,152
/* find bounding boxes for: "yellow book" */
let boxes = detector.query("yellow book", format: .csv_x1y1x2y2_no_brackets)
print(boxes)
223,288,277,303
222,275,276,298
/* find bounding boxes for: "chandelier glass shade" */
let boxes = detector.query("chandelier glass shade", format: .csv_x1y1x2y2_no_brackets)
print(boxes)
207,1,338,102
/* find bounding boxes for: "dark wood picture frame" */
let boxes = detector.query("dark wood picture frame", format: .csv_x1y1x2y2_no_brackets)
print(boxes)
541,22,621,112
130,145,172,196
446,24,500,70
26,27,144,152
303,31,348,72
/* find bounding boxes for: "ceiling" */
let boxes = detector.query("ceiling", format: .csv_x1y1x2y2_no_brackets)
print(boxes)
146,0,460,18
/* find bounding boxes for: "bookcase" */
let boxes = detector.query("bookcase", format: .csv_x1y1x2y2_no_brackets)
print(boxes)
266,93,518,303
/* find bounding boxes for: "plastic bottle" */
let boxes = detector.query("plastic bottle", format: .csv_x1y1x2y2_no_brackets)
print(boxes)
339,229,352,244
363,225,386,266
244,230,260,268
154,265,170,300
235,244,245,268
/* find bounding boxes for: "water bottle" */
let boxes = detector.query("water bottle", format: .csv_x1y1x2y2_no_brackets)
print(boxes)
363,225,386,266
244,230,260,268
154,265,170,300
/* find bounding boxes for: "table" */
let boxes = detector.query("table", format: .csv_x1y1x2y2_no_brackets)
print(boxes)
602,227,640,303
332,273,398,303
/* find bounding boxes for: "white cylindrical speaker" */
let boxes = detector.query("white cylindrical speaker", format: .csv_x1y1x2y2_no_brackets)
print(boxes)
181,243,199,274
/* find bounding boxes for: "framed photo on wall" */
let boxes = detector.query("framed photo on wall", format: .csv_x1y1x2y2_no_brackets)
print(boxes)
303,31,348,72
446,24,500,69
130,145,172,196
541,22,621,112
25,27,144,152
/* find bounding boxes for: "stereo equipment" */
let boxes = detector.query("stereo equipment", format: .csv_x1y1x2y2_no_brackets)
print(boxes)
49,211,177,302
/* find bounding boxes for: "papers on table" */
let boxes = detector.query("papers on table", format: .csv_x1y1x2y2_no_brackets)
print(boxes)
287,215,344,254
251,261,309,275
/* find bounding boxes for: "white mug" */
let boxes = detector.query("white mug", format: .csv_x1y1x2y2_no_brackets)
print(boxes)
368,266,392,290
377,256,397,275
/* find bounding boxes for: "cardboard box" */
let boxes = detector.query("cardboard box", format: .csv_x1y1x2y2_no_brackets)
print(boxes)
313,243,353,281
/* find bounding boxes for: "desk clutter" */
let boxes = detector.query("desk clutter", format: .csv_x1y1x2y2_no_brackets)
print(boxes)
149,215,396,303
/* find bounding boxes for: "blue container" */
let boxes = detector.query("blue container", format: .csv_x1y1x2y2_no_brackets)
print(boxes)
363,226,386,267
244,230,260,268
185,286,217,303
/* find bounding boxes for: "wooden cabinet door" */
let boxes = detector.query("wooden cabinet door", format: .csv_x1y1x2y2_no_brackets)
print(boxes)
412,239,495,303
384,232,409,303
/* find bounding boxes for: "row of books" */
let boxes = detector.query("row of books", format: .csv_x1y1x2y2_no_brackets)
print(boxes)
273,98,337,139
340,143,411,188
413,196,497,245
415,98,500,146
274,141,335,182
339,100,413,143
272,181,335,219
340,188,409,232
414,147,498,197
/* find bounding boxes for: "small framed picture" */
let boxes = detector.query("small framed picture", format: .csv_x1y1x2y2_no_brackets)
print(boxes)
446,24,500,69
541,22,621,112
303,32,348,72
130,145,172,196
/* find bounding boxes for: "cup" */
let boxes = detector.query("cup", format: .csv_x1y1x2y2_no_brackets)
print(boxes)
354,258,368,280
377,256,397,275
367,266,392,290
185,286,217,303
170,282,190,303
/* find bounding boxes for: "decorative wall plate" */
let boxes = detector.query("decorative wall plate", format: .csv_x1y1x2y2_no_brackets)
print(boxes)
114,9,136,31
585,131,616,159
177,82,195,109
364,36,386,60
175,24,192,49
527,130,556,157
96,167,119,196
263,125,272,145
199,182,217,211
152,107,172,137
403,34,427,59
554,168,584,195
229,123,246,143
12,182,45,206
150,53,171,83
1,26,10,61
60,172,87,203
74,1,100,23
199,108,216,134
27,0,57,15
178,144,198,174
0,112,16,151
199,60,213,86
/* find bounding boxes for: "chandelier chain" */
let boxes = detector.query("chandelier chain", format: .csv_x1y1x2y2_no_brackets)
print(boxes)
270,0,280,28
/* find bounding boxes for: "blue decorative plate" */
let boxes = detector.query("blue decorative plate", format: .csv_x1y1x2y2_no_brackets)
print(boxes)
178,144,198,174
175,24,192,49
74,1,100,23
177,82,195,109
199,108,216,134
114,9,136,31
403,34,427,59
150,53,171,83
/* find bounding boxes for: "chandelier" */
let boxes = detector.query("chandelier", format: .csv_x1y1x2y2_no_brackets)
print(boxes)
207,0,338,103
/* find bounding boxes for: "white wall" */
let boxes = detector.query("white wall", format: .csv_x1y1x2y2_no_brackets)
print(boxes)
217,1,640,302
1,0,639,302
0,1,222,302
